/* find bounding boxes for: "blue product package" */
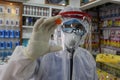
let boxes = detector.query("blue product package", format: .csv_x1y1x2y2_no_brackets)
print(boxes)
10,30,15,38
0,30,5,38
4,42,6,49
0,42,4,49
7,41,12,49
15,30,20,38
6,42,9,49
5,30,10,38
0,42,6,49
10,41,12,49
15,41,20,46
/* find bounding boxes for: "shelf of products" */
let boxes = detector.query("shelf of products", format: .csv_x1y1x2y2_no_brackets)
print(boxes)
22,25,33,28
0,1,22,64
85,10,100,54
81,1,120,79
22,3,64,47
99,4,120,56
97,62,120,78
22,14,48,18
97,68,120,80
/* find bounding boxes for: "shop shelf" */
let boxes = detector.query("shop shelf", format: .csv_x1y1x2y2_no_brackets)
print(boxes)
22,26,33,28
80,0,120,10
97,62,120,78
22,33,31,39
22,14,49,18
101,45,120,51
22,36,30,39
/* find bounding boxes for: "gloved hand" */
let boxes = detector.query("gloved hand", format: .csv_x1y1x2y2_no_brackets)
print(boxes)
24,15,62,60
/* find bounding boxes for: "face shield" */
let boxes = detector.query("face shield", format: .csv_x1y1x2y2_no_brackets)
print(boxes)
54,6,92,50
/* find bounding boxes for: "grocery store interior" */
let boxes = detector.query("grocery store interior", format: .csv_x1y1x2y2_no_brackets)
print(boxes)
0,0,120,80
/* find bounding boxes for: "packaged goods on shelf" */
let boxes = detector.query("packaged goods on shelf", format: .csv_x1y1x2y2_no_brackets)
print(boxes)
0,1,22,64
96,53,120,63
22,3,63,46
81,1,120,79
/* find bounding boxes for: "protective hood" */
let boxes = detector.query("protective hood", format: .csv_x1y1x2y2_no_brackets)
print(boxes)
54,6,91,50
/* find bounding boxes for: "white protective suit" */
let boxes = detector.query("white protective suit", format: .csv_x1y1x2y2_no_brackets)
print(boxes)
0,6,98,80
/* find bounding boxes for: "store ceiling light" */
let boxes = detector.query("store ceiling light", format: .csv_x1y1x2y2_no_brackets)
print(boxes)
10,3,13,5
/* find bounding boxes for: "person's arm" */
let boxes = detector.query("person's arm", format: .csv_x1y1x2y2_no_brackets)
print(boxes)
85,50,98,80
90,54,98,80
0,46,37,80
0,15,62,80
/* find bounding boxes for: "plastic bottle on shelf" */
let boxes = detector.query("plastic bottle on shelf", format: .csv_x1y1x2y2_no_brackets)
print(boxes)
37,7,39,16
43,8,45,16
33,6,36,15
15,41,20,47
24,5,27,14
35,6,38,16
30,17,33,26
26,6,28,15
41,8,43,16
47,8,49,16
9,30,15,38
43,8,46,16
27,5,30,15
6,41,12,49
5,30,10,38
25,17,29,26
30,6,33,15
0,41,6,50
39,7,41,16
45,8,48,16
15,30,20,38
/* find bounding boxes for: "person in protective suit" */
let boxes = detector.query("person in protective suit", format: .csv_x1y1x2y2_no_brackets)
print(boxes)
0,6,98,80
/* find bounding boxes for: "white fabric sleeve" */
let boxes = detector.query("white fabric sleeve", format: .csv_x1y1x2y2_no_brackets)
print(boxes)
0,46,37,80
